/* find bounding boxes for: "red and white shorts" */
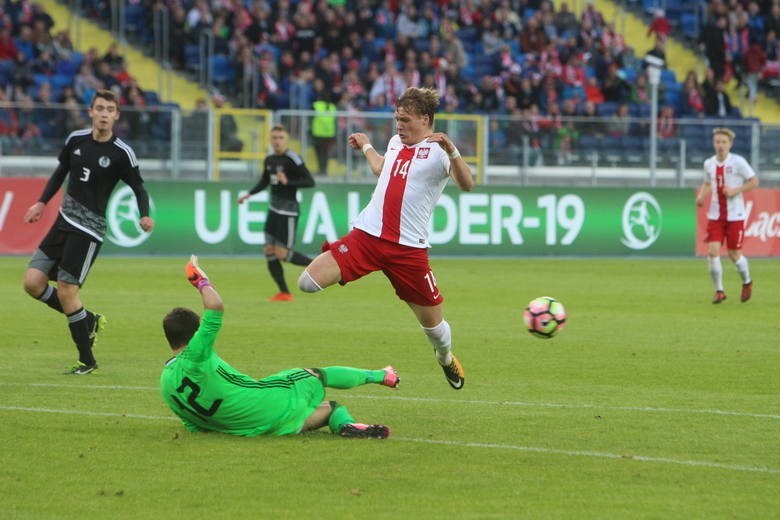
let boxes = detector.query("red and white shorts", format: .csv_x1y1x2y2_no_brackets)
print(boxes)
705,219,745,250
323,228,444,306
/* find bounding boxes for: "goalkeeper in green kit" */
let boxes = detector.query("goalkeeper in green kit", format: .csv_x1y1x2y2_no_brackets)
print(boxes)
160,255,396,439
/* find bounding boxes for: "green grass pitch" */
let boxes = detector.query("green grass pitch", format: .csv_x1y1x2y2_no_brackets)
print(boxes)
1,255,778,519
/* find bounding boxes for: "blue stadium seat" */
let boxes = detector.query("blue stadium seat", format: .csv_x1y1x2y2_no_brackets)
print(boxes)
599,101,619,116
0,59,13,85
125,4,145,33
660,69,676,86
508,39,521,59
677,124,700,140
620,67,637,83
184,44,200,72
51,73,73,92
211,55,235,86
579,135,603,155
629,103,651,118
455,27,479,43
621,135,648,154
658,137,679,154
681,13,698,40
145,90,161,106
55,59,77,77
414,38,430,53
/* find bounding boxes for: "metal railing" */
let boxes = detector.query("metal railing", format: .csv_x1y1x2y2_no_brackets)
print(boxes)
1,103,777,187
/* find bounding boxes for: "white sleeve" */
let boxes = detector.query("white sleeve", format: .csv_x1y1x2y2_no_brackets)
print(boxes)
738,155,757,180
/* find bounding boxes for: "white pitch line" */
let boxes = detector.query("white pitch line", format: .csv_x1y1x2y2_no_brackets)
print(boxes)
1,405,778,475
1,405,177,421
391,437,780,475
1,382,778,420
349,395,780,420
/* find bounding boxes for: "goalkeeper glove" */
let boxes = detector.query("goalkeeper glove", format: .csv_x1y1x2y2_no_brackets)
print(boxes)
185,255,212,290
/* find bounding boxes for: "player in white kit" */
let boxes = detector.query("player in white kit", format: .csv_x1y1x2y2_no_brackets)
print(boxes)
298,87,474,389
696,127,759,304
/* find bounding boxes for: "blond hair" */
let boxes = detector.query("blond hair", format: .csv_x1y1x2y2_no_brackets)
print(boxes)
712,127,735,141
397,87,440,126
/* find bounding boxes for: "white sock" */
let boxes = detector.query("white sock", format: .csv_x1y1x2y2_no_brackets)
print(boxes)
708,256,723,291
734,255,751,284
422,320,452,365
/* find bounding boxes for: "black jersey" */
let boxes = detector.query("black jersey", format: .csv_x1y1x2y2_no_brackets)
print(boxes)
248,150,314,215
38,129,150,241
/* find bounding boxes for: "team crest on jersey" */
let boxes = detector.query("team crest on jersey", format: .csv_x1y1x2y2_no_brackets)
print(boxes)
99,156,111,168
416,147,430,159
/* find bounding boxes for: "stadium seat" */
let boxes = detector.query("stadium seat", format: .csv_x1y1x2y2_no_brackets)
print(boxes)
414,38,430,53
211,55,235,89
599,101,619,116
0,59,13,85
620,67,637,83
50,74,73,97
184,44,200,72
579,135,603,157
455,27,479,44
681,13,698,40
145,90,161,106
55,59,77,77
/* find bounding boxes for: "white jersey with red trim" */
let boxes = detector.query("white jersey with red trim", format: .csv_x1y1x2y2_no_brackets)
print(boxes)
352,134,451,248
702,152,756,221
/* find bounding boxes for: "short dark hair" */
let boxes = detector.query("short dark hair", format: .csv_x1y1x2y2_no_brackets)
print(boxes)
162,307,201,349
271,124,288,134
91,89,119,108
397,87,439,126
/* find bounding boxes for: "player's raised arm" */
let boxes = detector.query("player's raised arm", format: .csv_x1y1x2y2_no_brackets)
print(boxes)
185,255,223,311
349,132,384,176
426,132,474,192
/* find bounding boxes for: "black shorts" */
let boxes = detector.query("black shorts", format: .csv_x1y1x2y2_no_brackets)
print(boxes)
28,220,102,286
264,209,298,249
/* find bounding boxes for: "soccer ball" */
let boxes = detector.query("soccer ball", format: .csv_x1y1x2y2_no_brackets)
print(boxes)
523,296,567,339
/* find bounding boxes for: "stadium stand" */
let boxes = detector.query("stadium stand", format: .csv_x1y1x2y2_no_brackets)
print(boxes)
3,0,780,165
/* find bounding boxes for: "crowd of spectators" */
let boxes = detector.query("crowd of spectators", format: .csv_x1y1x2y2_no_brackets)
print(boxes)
131,0,778,113
0,0,161,152
2,0,780,160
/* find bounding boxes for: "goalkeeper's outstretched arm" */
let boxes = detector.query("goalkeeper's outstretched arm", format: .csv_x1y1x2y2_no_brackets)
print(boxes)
185,255,224,312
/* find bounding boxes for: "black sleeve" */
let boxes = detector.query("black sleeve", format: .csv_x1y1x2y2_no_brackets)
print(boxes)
123,166,150,217
286,158,315,188
130,181,150,217
38,162,69,204
248,160,270,194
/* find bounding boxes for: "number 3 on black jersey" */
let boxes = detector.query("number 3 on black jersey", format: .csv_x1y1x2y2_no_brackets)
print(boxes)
80,167,90,182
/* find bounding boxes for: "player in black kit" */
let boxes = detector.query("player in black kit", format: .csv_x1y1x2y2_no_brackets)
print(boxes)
237,125,315,301
23,89,155,374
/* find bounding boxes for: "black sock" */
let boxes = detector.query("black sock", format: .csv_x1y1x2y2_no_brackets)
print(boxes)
37,285,64,313
67,307,96,366
286,250,313,266
266,255,289,293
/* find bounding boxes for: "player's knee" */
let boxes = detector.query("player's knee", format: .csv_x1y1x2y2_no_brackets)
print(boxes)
23,270,45,297
298,270,323,293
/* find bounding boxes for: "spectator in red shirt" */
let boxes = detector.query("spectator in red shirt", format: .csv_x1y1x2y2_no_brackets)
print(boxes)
0,26,19,60
647,9,670,43
584,76,605,104
743,39,767,116
657,105,676,139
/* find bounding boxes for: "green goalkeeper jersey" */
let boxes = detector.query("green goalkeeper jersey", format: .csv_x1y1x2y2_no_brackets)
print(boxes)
160,309,325,436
